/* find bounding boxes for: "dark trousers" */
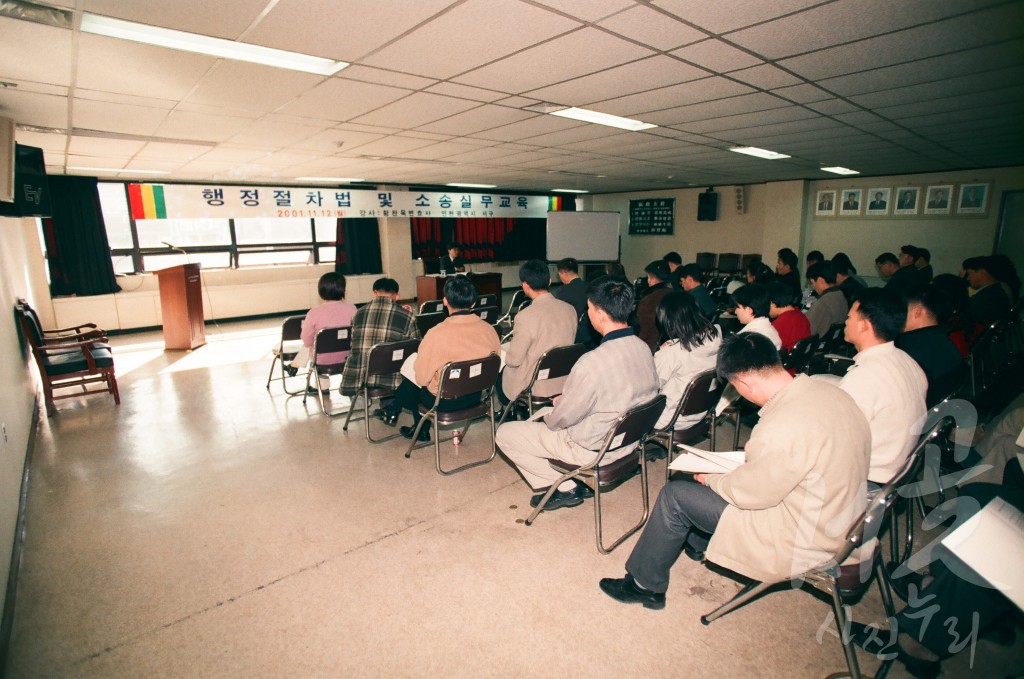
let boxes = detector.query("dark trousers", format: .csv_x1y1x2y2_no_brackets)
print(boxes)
896,479,1024,658
625,480,728,593
387,378,481,425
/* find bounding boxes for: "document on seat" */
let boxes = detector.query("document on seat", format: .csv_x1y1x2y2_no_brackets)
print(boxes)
941,497,1024,611
399,352,419,386
669,444,745,474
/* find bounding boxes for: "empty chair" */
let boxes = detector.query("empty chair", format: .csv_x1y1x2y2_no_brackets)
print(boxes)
496,343,589,427
782,333,819,374
716,253,740,275
644,369,724,480
476,293,497,309
526,394,666,554
302,326,352,416
470,305,500,325
342,338,421,442
418,299,445,314
700,416,955,679
15,301,119,416
739,253,761,272
416,311,447,336
265,315,307,394
695,252,717,275
403,354,501,475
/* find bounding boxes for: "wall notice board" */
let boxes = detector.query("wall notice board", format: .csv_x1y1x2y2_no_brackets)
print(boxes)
629,198,675,235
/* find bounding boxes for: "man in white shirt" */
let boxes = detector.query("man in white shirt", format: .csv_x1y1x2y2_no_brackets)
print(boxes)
839,288,928,484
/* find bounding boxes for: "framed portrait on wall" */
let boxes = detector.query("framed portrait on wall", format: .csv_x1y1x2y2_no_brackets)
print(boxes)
865,187,891,215
894,186,919,215
839,189,862,216
957,183,989,214
815,190,836,216
924,184,953,215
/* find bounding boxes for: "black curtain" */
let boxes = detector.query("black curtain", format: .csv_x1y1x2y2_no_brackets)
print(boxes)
42,175,120,296
335,217,382,275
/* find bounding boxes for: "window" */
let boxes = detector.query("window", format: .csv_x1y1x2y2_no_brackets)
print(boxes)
97,182,336,273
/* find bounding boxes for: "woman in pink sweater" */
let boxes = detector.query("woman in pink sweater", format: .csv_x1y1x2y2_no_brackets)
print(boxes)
287,272,357,395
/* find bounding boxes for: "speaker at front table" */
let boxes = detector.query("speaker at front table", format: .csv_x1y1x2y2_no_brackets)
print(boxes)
697,190,718,221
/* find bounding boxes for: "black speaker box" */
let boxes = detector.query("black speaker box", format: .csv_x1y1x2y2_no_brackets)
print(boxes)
697,191,718,221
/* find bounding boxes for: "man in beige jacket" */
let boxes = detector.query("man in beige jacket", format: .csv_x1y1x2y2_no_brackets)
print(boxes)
600,332,870,609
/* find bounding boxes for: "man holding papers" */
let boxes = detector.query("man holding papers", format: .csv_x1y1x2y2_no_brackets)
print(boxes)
600,333,870,610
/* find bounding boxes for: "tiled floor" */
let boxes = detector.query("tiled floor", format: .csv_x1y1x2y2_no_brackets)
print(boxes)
5,318,1020,677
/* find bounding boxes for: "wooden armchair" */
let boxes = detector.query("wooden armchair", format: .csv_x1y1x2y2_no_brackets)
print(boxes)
14,300,119,416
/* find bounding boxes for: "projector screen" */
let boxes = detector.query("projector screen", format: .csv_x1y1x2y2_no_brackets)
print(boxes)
546,211,620,262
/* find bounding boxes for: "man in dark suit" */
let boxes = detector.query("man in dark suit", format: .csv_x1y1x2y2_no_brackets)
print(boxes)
842,192,860,211
817,192,834,211
897,190,917,210
927,189,948,209
439,243,466,273
961,187,982,208
868,191,887,210
554,257,593,345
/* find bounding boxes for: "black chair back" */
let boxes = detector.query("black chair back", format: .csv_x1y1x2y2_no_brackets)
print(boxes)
435,354,501,401
366,338,420,380
534,343,588,384
471,305,500,324
477,293,497,308
717,253,740,274
696,251,717,274
312,326,352,374
783,333,819,373
604,394,667,454
672,369,721,423
419,300,445,314
416,311,446,336
281,315,304,343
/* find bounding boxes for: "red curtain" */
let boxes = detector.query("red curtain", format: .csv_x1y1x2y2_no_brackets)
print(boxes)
455,218,514,261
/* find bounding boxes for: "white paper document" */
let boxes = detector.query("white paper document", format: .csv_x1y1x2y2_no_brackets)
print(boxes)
528,406,553,422
399,352,419,385
668,444,745,474
941,497,1024,611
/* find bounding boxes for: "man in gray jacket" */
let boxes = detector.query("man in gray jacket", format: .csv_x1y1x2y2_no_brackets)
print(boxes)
497,276,659,510
805,260,849,337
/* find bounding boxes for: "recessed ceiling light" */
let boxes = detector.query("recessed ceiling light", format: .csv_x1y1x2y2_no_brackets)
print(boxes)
68,166,170,175
821,166,860,175
729,146,791,160
550,107,656,132
552,189,589,194
296,177,365,183
446,182,497,188
80,14,349,76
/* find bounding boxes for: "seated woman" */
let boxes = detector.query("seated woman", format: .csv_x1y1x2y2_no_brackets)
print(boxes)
653,292,722,432
287,272,358,398
766,280,811,353
732,283,782,349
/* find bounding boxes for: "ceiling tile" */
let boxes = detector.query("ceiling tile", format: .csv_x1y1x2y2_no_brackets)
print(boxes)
350,92,480,128
424,82,510,103
0,18,72,87
524,55,707,106
226,119,327,147
72,98,169,136
453,27,655,93
155,110,254,143
184,61,323,115
277,78,412,122
597,4,706,50
415,105,537,136
82,0,267,39
529,0,634,22
76,34,215,100
651,0,827,34
728,64,805,89
670,39,763,72
338,135,440,158
595,76,756,117
647,92,790,126
334,66,437,91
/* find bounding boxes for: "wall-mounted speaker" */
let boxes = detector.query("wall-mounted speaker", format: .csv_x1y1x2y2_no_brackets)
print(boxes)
735,185,746,214
697,189,718,221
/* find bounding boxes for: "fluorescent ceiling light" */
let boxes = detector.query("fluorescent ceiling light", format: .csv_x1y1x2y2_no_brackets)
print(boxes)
729,146,791,160
446,182,497,188
80,14,349,76
552,189,589,194
69,166,169,175
821,166,860,175
296,177,365,183
550,107,656,132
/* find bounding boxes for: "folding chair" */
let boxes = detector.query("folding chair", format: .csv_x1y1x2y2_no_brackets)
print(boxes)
781,333,819,374
495,289,528,332
265,315,307,394
342,337,420,442
496,343,588,427
526,394,667,554
643,369,724,480
404,354,501,476
716,253,740,275
700,416,955,679
416,311,447,336
476,293,497,309
695,252,717,275
418,299,445,314
302,326,352,417
471,305,500,325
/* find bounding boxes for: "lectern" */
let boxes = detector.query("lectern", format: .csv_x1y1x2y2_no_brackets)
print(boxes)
155,263,205,350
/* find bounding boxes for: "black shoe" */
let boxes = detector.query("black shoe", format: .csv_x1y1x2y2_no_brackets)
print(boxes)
374,408,398,427
575,480,594,499
529,486,586,510
599,574,665,610
645,442,668,461
848,622,940,679
400,425,430,442
683,544,705,562
307,386,330,397
283,365,298,378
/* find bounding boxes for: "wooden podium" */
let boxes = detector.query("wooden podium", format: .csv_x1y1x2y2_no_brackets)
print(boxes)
155,263,206,350
416,272,502,310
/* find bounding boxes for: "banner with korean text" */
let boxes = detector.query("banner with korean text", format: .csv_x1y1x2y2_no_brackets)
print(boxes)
127,184,552,220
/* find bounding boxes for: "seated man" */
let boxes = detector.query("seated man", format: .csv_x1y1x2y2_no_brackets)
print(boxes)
963,256,1011,328
599,333,870,609
553,257,593,345
677,263,718,318
804,260,849,338
840,289,928,485
877,251,918,295
439,243,467,273
339,277,420,400
376,275,500,441
895,285,965,406
662,251,683,290
766,280,810,353
775,248,802,298
496,277,659,510
635,260,673,352
496,259,578,418
732,283,782,349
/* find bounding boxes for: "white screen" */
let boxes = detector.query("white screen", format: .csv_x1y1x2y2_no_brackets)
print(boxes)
546,211,620,262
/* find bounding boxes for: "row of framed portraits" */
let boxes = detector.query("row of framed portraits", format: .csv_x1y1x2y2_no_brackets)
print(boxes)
815,182,989,217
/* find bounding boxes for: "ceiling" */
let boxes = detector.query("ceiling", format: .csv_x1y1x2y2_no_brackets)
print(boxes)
1,0,1022,194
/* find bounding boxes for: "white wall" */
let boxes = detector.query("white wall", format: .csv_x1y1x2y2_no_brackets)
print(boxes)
0,216,44,618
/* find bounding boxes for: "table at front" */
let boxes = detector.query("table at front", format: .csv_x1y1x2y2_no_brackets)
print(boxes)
416,273,502,311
